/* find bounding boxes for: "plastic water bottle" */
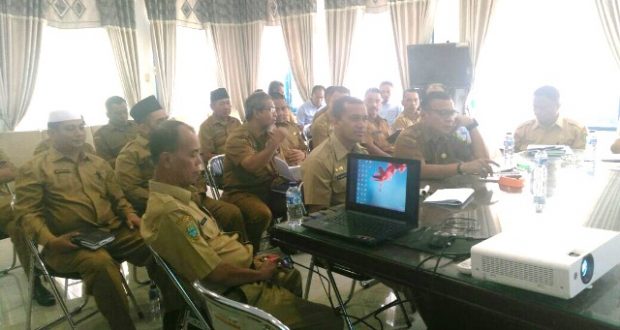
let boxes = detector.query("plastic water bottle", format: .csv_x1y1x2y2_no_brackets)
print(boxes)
503,132,515,166
286,185,304,226
532,150,548,213
148,283,161,321
585,130,598,161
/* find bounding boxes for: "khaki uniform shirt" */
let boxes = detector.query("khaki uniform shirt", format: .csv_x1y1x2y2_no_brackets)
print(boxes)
310,112,332,149
302,135,367,206
364,116,392,153
93,121,138,167
514,117,588,152
34,139,95,155
276,121,307,153
394,122,474,164
15,148,135,246
115,134,153,214
199,115,241,160
223,123,278,195
392,110,419,132
0,149,16,228
142,180,252,293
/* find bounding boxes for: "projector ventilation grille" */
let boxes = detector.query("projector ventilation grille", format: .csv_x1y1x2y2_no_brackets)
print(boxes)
481,256,554,286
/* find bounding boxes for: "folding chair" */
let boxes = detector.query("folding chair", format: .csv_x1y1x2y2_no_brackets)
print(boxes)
148,246,211,329
205,154,225,200
0,183,20,275
193,281,289,330
25,239,144,329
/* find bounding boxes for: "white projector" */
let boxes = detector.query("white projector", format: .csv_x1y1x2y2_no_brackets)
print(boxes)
471,226,620,299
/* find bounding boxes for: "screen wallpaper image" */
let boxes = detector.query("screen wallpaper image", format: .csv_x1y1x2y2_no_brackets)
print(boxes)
355,159,408,212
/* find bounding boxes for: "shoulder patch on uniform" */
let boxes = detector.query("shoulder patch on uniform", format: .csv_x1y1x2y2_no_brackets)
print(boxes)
186,220,200,240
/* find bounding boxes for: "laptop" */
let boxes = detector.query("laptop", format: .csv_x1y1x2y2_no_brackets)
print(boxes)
302,154,421,245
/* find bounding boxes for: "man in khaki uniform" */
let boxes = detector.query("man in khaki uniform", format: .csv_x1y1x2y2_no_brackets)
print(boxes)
273,93,307,166
514,86,588,152
116,96,247,239
199,88,241,164
222,91,289,252
392,88,421,132
362,88,393,156
302,96,368,213
310,86,350,149
93,96,138,167
0,150,55,306
141,120,342,329
394,91,497,179
15,110,182,330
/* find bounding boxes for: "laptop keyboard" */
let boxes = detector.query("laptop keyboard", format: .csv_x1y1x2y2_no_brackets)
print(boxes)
327,212,405,236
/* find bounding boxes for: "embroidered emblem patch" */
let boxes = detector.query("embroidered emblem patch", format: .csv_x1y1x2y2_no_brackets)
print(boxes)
186,222,199,240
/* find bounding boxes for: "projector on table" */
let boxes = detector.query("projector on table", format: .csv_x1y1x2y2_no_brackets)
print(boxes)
471,226,620,299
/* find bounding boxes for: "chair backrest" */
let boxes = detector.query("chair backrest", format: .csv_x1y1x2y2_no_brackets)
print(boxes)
192,281,290,330
205,154,225,199
148,246,212,330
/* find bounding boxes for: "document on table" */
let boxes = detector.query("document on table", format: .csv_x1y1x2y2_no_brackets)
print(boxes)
423,188,475,207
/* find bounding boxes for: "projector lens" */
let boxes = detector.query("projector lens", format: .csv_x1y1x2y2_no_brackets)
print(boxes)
580,254,594,284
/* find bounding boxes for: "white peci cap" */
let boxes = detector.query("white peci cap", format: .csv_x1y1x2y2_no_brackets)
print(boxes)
47,110,83,123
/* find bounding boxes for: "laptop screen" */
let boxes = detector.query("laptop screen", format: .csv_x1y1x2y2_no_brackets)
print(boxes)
346,154,420,224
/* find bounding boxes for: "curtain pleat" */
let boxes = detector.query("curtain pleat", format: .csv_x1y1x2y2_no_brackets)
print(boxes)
595,0,620,69
326,6,361,85
280,13,314,101
459,0,497,75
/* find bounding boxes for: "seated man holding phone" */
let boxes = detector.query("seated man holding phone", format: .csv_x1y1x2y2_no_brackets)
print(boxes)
15,110,181,330
141,120,342,329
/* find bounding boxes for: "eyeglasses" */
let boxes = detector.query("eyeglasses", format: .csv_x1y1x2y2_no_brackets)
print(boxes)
429,109,458,118
260,106,276,113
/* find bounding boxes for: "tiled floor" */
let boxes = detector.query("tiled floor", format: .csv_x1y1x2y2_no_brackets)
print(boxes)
0,239,427,329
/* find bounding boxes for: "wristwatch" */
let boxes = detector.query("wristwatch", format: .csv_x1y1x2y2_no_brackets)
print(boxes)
465,119,479,131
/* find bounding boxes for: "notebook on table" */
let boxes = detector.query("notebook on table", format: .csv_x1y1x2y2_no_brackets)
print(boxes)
71,228,116,250
302,154,421,245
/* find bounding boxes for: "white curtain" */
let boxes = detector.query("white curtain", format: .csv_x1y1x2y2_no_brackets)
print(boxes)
459,0,497,74
325,0,364,85
0,0,45,131
388,0,436,89
595,0,620,69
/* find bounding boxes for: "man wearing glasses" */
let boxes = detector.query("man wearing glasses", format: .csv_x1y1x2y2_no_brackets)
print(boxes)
394,91,496,179
222,91,288,253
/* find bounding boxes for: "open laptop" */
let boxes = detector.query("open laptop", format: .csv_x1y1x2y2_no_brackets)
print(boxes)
302,154,421,245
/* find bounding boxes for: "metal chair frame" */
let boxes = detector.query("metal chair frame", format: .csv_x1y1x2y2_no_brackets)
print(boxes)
25,239,144,329
1,183,21,275
205,154,225,200
193,281,289,330
148,246,211,330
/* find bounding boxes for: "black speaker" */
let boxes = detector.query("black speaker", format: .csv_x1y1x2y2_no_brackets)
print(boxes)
407,43,472,89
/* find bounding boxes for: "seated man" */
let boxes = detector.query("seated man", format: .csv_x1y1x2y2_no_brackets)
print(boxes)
93,96,138,167
116,96,246,239
394,91,496,179
222,91,288,252
199,88,241,164
392,88,421,132
0,149,55,306
514,86,588,151
310,86,350,149
362,88,393,156
273,93,307,166
378,81,401,126
302,96,368,212
141,120,342,329
15,110,182,330
296,85,325,126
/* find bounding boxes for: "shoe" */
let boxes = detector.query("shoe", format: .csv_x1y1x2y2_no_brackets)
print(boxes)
33,276,56,307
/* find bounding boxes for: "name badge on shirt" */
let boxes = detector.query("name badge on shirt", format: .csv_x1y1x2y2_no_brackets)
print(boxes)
336,172,347,180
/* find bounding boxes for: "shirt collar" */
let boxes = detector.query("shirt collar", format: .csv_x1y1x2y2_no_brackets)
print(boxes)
330,134,362,161
149,180,192,204
534,116,563,130
49,145,91,163
136,133,149,146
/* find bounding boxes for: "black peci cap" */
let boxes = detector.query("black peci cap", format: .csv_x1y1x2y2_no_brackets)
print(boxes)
210,88,230,104
130,95,162,122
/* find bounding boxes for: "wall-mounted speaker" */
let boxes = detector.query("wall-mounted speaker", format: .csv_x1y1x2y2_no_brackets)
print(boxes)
407,43,472,89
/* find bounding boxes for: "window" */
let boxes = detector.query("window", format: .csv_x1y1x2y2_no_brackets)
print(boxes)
17,27,123,131
171,26,219,131
466,0,620,146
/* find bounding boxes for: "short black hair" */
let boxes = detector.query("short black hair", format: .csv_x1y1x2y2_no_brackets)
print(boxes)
534,85,560,103
420,91,452,111
244,91,271,121
402,88,420,99
332,96,364,120
325,85,350,99
149,120,194,164
311,85,325,94
105,96,126,112
268,80,284,95
365,87,381,97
